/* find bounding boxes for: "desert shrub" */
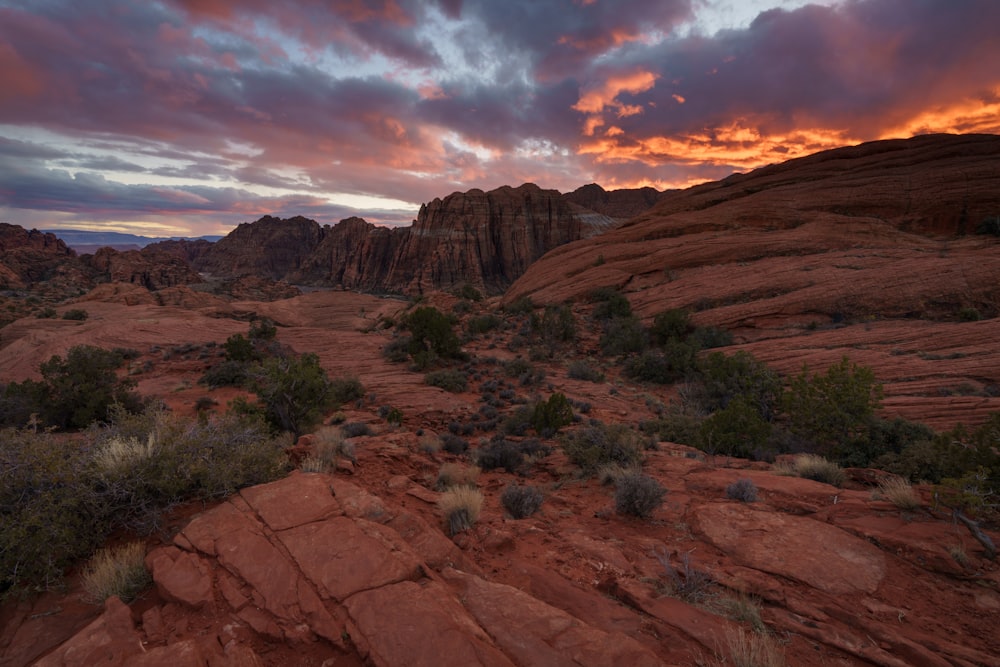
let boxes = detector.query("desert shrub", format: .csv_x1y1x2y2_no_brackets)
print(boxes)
36,307,57,319
875,476,921,510
723,628,786,667
454,283,484,302
1,429,106,596
782,357,883,454
561,423,644,475
504,296,535,315
223,333,259,362
641,404,705,446
467,314,503,336
81,541,151,604
698,397,772,459
301,426,350,472
248,318,277,341
200,359,252,388
502,358,532,377
533,304,576,346
615,472,666,517
1,408,287,597
726,478,758,503
377,405,403,425
600,316,648,356
958,307,983,322
501,485,544,518
692,351,782,421
251,353,335,436
655,549,714,603
591,288,632,320
62,308,88,321
330,376,365,405
425,368,468,393
341,421,372,438
476,436,551,473
566,359,604,382
439,486,483,535
2,345,144,430
382,336,412,362
837,416,934,468
501,405,533,436
436,463,480,490
623,342,698,384
649,309,693,345
688,325,733,349
530,392,574,436
776,453,845,487
441,433,469,455
405,306,462,359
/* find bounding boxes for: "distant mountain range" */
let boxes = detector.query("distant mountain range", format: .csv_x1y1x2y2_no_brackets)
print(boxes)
41,230,224,253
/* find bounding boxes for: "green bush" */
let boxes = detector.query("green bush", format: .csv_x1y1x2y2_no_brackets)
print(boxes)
1,408,287,598
591,288,632,320
533,304,576,346
62,309,88,321
726,478,758,502
622,341,698,384
600,316,648,356
561,424,644,475
382,336,412,362
640,405,704,446
504,296,535,315
782,357,883,454
36,307,57,319
405,306,462,359
697,397,772,459
2,345,144,430
223,333,260,362
200,360,253,388
467,314,503,336
688,325,733,349
476,437,551,473
425,369,468,393
530,392,574,436
251,353,336,435
614,472,666,518
248,318,278,341
650,309,693,345
566,359,605,383
454,283,484,302
330,375,365,405
692,351,782,420
975,216,1000,236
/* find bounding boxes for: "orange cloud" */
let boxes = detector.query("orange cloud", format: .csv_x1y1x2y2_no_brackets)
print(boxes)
573,70,659,114
879,90,1000,138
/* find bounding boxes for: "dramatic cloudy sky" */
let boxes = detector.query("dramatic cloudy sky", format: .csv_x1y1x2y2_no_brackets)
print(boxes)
1,0,999,237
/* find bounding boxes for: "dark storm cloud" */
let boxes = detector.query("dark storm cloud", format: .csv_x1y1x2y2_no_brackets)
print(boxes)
0,0,998,235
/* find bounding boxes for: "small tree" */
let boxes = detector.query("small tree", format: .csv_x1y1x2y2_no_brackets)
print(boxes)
405,306,462,359
783,357,883,454
251,353,334,436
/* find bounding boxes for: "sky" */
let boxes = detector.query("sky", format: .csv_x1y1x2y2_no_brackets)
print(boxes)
1,0,999,237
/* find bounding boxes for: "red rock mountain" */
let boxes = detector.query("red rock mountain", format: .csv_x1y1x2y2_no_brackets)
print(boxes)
190,183,621,294
0,223,81,289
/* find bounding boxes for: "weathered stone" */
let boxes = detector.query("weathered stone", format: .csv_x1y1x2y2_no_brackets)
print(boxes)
240,471,342,531
330,478,389,522
344,580,515,667
278,517,423,601
442,569,662,667
691,504,886,595
34,597,141,667
146,547,214,609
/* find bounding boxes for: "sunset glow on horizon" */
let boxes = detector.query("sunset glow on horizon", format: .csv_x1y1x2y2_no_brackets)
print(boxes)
1,0,999,236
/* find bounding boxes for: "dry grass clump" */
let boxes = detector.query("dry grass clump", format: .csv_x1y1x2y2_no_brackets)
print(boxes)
615,471,666,518
301,426,354,473
82,541,151,604
501,485,544,519
722,627,786,667
715,594,767,635
874,476,921,510
92,434,158,473
436,463,480,490
438,486,483,535
773,454,844,487
726,478,758,503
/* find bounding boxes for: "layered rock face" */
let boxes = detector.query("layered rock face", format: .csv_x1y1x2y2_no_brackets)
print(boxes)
384,184,605,293
0,223,80,288
88,247,202,291
194,215,325,281
192,184,622,294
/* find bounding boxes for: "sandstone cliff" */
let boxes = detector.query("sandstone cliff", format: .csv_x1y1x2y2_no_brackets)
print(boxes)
88,246,203,291
191,183,623,294
0,223,80,289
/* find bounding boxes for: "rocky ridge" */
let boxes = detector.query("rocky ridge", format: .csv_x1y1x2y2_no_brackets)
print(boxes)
185,183,621,294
